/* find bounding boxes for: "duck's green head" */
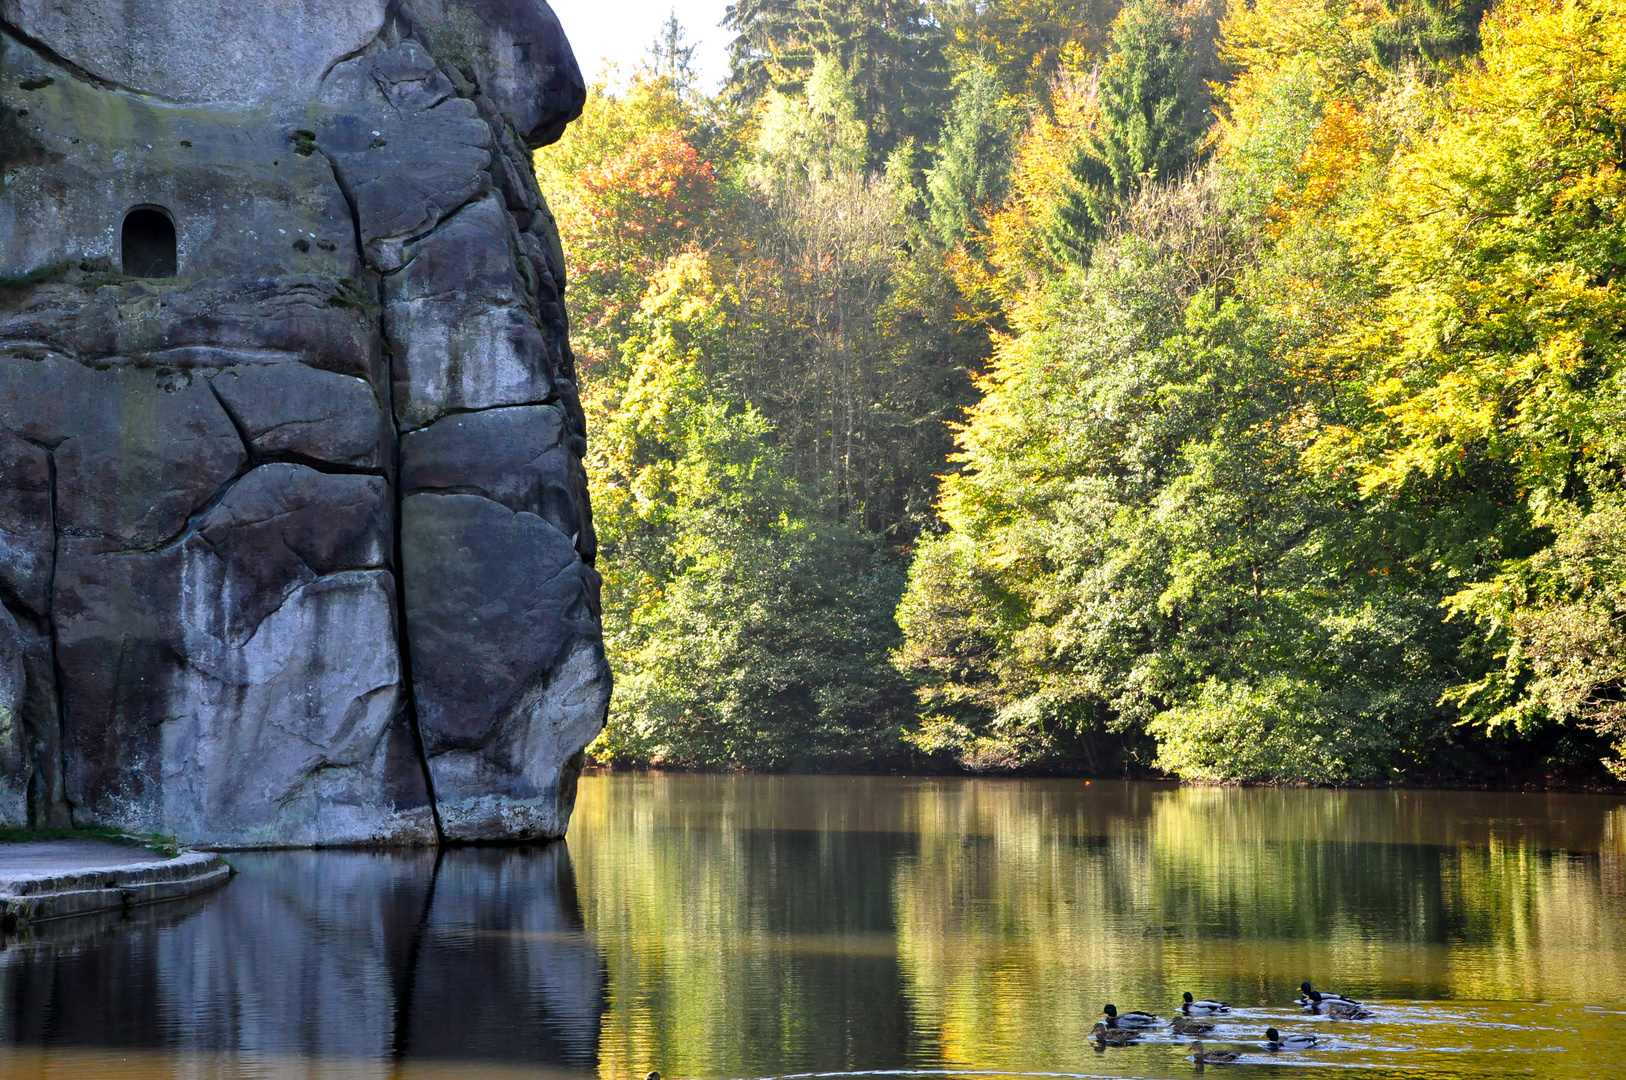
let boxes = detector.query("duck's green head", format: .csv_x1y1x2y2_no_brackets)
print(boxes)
1102,1004,1118,1017
1265,1028,1280,1040
1183,992,1194,1003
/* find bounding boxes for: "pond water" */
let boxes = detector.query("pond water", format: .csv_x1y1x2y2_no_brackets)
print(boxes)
0,776,1622,1079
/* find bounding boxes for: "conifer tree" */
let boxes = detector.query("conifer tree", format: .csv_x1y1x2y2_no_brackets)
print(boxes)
725,0,952,164
1044,0,1207,263
926,60,1021,244
1365,0,1492,67
647,10,700,90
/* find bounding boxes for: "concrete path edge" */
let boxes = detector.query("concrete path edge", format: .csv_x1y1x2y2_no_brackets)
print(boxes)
0,853,231,926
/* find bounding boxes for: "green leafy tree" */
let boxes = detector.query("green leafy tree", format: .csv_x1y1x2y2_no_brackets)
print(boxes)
746,53,870,192
898,173,1476,781
591,253,915,768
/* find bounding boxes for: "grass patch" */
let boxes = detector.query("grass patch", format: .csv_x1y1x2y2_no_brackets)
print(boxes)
329,277,379,314
0,260,135,306
0,262,75,291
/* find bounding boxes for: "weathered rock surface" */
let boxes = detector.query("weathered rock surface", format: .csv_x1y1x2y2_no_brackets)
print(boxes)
0,603,28,823
400,404,595,561
0,1,605,846
401,492,605,840
0,0,389,106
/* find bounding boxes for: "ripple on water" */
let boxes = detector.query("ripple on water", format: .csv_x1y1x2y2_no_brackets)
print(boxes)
0,777,1621,1080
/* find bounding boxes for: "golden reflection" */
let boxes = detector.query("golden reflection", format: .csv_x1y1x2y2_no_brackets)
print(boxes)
568,776,1626,1080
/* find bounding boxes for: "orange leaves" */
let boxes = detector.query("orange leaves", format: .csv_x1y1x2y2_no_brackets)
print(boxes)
1267,99,1372,236
552,128,719,364
963,70,1103,309
564,129,717,266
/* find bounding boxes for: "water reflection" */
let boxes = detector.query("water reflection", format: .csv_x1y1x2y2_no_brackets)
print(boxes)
0,777,1622,1080
0,846,603,1068
569,776,1626,1080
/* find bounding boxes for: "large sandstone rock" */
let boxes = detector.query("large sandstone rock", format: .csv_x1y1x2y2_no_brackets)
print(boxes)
0,0,388,106
0,1,606,846
0,604,28,824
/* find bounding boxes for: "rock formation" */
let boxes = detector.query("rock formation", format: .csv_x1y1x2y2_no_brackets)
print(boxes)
0,0,608,847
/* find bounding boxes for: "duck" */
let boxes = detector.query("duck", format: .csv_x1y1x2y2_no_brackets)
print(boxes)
1298,982,1359,1006
1172,1015,1215,1035
1182,991,1231,1014
1326,1000,1373,1020
1101,1003,1160,1028
1189,1040,1241,1064
1263,1027,1317,1049
1091,1021,1141,1046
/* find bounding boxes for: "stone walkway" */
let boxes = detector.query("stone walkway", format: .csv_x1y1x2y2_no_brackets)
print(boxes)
0,839,172,874
0,839,230,926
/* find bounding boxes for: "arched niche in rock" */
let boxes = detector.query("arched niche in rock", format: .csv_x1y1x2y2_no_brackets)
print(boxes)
122,206,177,278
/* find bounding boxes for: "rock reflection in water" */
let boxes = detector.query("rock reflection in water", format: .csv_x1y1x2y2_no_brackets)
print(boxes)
0,846,603,1066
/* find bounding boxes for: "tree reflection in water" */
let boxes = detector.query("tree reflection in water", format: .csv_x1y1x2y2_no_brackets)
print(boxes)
1,779,1623,1080
571,776,1626,1080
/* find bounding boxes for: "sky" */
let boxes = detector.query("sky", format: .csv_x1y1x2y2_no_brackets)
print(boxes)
552,1,735,90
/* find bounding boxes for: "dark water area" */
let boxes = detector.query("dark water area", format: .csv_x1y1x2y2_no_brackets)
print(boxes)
0,776,1623,1079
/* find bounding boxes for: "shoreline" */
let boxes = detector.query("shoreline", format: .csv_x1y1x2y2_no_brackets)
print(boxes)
580,764,1626,795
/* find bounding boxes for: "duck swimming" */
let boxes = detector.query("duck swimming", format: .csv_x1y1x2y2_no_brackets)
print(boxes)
1326,1000,1373,1020
1172,1015,1215,1035
1091,1021,1140,1046
1189,1040,1241,1064
1101,1004,1160,1028
1182,991,1230,1014
1298,982,1358,1006
1263,1027,1317,1049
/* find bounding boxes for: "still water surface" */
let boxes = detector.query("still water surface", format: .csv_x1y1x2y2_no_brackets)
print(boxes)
0,776,1622,1079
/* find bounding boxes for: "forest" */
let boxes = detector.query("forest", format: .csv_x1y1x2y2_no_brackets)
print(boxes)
534,0,1626,785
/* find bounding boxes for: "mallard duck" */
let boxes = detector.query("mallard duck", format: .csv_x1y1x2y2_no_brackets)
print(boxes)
1102,1003,1160,1028
1326,1000,1373,1020
1182,991,1230,1014
1298,982,1358,1006
1172,1015,1215,1035
1263,1027,1317,1049
1092,1021,1141,1046
1189,1041,1241,1064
